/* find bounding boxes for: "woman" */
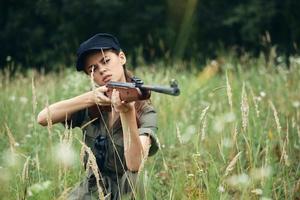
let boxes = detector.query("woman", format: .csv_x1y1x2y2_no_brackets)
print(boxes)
37,33,159,199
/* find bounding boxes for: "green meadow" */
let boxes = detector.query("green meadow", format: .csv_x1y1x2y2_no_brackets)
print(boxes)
0,54,300,199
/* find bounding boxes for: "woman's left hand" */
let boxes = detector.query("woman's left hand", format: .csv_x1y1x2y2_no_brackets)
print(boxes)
111,89,134,113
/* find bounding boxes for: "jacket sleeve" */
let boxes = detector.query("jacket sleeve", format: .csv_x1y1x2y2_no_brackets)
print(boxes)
63,109,86,128
138,104,159,156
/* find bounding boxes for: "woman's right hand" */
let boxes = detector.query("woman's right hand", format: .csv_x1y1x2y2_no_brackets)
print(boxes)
93,86,111,106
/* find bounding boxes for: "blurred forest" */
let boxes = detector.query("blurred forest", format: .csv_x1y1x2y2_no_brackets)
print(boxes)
0,0,299,71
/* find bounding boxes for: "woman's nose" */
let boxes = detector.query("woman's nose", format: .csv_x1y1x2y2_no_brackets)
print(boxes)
99,67,107,75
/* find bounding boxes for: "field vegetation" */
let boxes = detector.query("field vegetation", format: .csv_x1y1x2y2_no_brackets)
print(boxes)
0,53,300,199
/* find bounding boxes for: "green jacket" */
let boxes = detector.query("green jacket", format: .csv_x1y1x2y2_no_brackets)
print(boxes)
67,104,159,174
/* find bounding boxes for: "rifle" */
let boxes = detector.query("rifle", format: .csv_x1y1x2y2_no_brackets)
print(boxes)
88,77,180,116
105,77,180,102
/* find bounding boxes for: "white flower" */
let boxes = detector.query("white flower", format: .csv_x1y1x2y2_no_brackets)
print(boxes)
292,101,300,108
223,138,233,148
213,119,224,133
260,91,266,97
9,96,16,102
250,166,272,180
218,185,225,193
54,143,76,167
255,96,262,102
251,188,263,195
187,174,194,178
20,96,28,104
223,112,236,123
6,56,12,62
226,173,250,187
28,181,51,196
181,125,196,143
260,197,272,200
2,150,20,167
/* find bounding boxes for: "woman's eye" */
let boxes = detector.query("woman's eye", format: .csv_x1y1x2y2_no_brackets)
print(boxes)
89,65,98,74
103,58,110,64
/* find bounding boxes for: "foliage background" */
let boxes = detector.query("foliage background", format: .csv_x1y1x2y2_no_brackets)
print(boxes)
1,0,300,71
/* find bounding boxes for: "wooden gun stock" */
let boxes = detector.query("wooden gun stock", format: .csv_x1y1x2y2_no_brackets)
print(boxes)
105,82,151,102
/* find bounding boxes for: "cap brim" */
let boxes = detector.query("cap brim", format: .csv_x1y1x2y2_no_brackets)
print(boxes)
76,47,112,71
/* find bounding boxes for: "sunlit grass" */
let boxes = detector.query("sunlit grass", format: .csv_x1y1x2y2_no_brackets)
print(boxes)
0,54,300,199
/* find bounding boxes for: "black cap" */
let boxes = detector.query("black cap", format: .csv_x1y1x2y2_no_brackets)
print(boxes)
76,33,121,71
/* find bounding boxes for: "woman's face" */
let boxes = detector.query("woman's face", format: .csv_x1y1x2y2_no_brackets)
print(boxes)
84,50,127,85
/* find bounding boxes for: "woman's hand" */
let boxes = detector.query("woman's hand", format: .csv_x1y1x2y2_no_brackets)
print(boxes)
93,86,111,106
111,89,134,113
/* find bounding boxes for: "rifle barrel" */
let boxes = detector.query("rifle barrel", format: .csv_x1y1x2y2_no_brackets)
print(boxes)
140,84,180,96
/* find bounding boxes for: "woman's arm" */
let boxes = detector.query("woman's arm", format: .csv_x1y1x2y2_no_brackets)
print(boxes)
120,108,151,171
37,86,110,126
111,89,151,172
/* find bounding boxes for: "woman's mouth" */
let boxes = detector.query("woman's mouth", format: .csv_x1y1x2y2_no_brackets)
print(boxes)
102,74,112,83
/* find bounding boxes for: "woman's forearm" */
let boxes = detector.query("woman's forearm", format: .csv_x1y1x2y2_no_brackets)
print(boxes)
120,108,148,171
37,91,95,126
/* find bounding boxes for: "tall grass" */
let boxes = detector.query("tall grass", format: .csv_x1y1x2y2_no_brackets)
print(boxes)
0,54,300,199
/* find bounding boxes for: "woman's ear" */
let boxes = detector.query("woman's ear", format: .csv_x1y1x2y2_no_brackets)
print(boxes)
119,51,126,65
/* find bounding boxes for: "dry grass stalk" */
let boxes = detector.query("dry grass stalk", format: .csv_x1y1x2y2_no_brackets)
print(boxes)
35,153,41,181
138,136,150,172
79,143,86,168
200,105,210,123
249,86,260,118
176,124,183,144
241,84,249,132
31,76,37,114
79,141,105,199
5,123,17,153
56,187,72,200
80,118,98,130
280,141,289,166
22,156,30,183
269,101,281,133
226,71,233,111
46,100,53,146
201,116,207,141
225,151,242,176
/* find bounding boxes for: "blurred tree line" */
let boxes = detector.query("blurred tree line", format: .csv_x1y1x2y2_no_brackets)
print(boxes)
0,0,299,71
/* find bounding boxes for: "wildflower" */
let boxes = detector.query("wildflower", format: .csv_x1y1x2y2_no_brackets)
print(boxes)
54,143,76,167
223,112,236,123
2,149,20,167
218,185,225,193
28,181,51,196
292,101,300,108
9,95,16,101
226,173,250,187
260,91,266,97
251,188,263,195
223,138,233,148
241,84,249,131
250,166,272,180
181,125,196,143
6,56,12,62
20,96,28,104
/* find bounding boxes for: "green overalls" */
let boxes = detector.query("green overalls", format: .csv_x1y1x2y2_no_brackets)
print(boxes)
66,104,159,200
